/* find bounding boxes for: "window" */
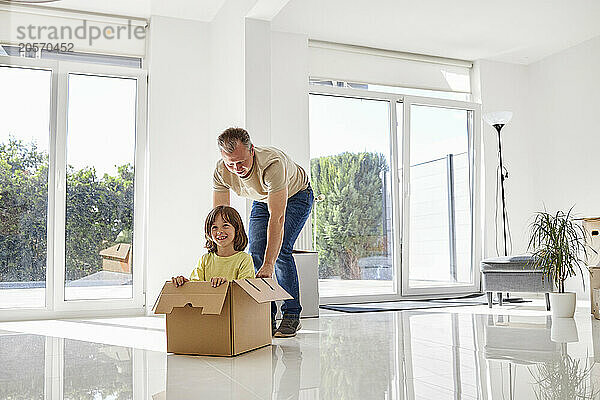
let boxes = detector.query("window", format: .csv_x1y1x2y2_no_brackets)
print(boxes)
406,104,474,288
310,83,481,301
0,55,147,316
310,94,394,298
0,65,51,309
64,74,138,301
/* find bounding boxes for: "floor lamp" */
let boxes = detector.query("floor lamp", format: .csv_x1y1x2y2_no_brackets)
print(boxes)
484,111,513,257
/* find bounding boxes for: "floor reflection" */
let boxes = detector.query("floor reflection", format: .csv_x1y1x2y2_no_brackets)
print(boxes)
2,307,600,399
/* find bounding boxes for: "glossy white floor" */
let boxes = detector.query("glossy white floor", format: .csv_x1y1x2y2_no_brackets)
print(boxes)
2,299,600,399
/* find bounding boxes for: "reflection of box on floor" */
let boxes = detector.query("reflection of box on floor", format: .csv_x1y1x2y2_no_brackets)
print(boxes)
153,278,291,356
153,348,274,400
100,243,131,273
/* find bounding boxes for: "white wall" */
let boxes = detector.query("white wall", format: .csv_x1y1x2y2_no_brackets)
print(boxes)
476,60,533,257
145,16,212,310
245,18,272,146
526,35,600,297
209,0,256,134
210,1,260,221
270,30,312,250
478,35,600,299
270,30,310,175
144,4,313,308
528,35,600,216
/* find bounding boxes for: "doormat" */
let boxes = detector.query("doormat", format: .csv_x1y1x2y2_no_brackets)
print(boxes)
319,301,476,313
320,294,530,313
432,293,531,305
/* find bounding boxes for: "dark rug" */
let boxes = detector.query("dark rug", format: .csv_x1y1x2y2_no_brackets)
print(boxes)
432,293,531,305
320,293,530,313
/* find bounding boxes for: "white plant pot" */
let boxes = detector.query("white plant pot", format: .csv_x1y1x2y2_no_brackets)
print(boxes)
549,292,576,318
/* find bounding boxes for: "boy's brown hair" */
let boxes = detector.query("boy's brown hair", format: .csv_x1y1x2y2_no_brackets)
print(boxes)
204,206,248,253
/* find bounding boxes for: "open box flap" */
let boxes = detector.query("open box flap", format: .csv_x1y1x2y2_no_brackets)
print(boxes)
233,278,292,303
153,281,228,315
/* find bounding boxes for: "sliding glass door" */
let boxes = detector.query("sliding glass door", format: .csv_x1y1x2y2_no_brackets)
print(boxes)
400,98,481,296
309,94,395,299
63,73,138,301
309,86,480,301
0,56,147,318
0,64,52,309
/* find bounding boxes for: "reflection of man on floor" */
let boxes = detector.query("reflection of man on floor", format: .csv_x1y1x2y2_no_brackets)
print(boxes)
272,344,303,400
213,128,314,337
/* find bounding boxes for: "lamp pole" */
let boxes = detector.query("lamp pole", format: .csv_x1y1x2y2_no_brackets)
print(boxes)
484,111,513,258
494,123,509,257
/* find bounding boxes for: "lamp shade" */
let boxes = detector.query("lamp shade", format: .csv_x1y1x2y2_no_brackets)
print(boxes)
483,111,513,127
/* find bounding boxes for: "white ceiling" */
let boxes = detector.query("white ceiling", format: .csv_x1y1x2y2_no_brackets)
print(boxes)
30,0,600,64
271,0,600,64
40,0,226,22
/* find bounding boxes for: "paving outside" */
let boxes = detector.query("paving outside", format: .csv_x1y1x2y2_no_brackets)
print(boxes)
318,278,471,298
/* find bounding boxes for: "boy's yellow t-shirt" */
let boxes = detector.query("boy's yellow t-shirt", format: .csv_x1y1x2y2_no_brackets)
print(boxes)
189,251,255,282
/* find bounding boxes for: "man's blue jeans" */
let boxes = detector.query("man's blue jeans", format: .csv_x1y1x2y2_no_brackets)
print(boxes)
248,185,314,319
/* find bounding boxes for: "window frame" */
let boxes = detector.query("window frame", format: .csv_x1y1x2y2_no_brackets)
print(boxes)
309,84,482,304
401,96,482,297
0,55,148,320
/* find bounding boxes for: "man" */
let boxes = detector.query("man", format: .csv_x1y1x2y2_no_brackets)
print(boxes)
212,127,314,337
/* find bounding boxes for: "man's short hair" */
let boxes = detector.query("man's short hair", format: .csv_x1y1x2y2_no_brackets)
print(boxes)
218,127,253,153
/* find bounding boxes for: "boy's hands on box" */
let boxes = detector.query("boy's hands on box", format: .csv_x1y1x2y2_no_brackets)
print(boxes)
172,276,189,287
171,276,227,288
210,277,227,287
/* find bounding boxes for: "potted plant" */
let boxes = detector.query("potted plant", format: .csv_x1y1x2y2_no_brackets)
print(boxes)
528,208,589,318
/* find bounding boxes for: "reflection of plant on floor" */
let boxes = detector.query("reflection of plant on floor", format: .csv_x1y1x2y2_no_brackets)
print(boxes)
529,343,599,400
63,340,133,400
0,335,45,400
319,317,394,399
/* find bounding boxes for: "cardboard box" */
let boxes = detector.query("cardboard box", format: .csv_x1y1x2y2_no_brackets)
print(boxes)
153,278,292,356
582,218,600,266
591,268,600,315
594,288,600,320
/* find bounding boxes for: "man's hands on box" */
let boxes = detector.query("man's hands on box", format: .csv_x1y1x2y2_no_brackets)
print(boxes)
256,263,274,278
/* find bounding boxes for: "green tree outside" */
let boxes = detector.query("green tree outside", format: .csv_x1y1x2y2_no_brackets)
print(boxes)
311,152,389,280
0,139,134,284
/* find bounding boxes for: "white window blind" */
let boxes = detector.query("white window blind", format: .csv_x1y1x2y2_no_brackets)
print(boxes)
309,40,472,94
0,4,147,57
